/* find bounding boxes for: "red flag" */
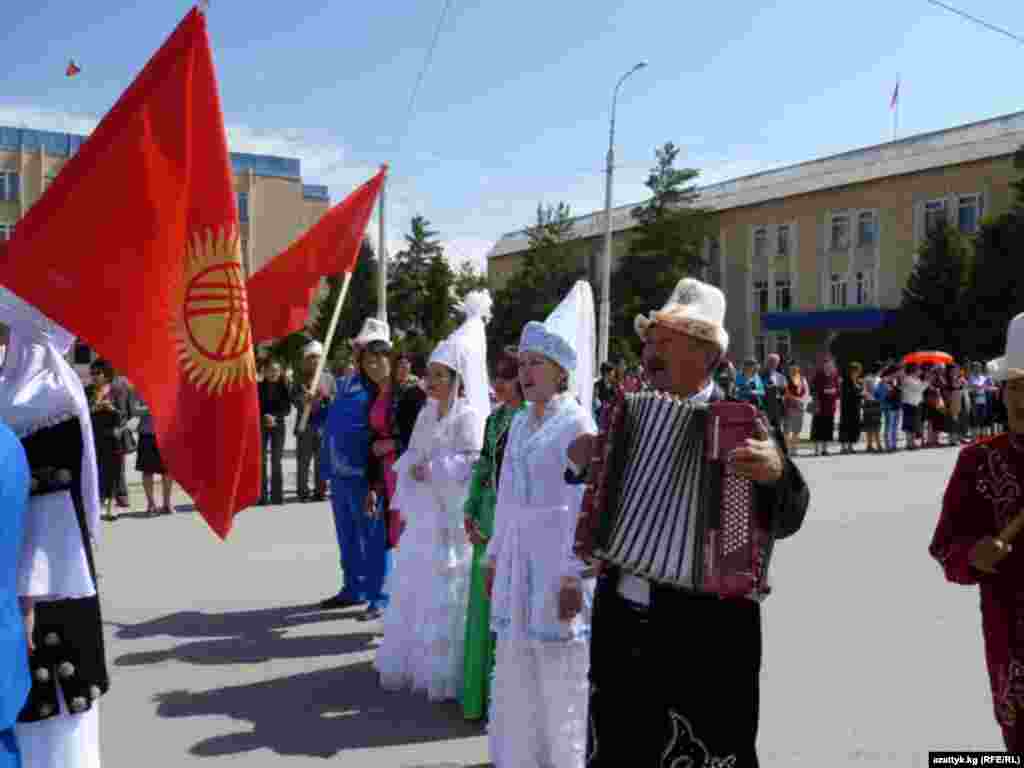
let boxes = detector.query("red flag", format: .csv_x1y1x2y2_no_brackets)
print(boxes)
0,8,260,539
246,168,385,344
66,60,81,77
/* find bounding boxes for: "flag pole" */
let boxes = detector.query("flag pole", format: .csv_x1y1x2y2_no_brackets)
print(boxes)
377,165,388,324
297,270,354,433
296,162,388,433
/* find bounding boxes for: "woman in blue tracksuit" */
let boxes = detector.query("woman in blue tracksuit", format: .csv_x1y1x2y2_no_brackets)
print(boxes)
311,319,392,618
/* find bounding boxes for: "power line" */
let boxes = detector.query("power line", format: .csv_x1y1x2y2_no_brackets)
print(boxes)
396,0,455,154
924,0,1024,45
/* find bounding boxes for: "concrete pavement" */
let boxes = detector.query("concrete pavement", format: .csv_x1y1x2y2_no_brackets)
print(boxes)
96,439,1002,766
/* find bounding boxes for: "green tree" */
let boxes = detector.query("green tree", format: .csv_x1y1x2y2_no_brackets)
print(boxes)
388,215,443,337
307,238,379,365
490,202,585,350
896,225,971,358
610,142,712,361
452,260,489,300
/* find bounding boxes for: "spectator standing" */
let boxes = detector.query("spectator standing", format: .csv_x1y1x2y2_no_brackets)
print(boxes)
838,362,864,454
810,358,840,456
901,364,928,450
782,362,809,452
292,342,334,502
258,360,291,505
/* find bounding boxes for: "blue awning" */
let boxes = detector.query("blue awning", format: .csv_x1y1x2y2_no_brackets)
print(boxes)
762,308,898,332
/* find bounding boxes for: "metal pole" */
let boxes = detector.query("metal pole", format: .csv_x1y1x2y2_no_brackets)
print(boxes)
377,168,387,323
598,62,646,366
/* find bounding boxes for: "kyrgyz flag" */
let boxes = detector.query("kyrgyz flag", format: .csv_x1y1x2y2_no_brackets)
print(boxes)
247,168,385,344
66,59,81,77
0,7,260,539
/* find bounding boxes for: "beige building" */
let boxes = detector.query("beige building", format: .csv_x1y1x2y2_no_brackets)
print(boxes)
488,110,1024,365
0,125,331,368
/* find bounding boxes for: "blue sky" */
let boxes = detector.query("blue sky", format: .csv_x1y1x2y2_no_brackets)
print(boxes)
3,0,1024,271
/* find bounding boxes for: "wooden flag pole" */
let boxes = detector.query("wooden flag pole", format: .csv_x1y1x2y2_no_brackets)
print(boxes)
297,270,354,433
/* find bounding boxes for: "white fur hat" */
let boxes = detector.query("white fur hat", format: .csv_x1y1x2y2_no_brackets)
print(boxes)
351,317,391,350
302,340,324,358
998,311,1024,381
635,277,729,354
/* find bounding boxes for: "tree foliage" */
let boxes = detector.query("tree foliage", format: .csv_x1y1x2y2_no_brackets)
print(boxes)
610,141,712,362
490,202,585,351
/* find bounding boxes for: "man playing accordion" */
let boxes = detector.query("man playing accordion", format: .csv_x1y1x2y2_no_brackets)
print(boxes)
569,278,809,767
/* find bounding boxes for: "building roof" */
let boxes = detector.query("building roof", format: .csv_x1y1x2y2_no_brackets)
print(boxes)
0,125,318,185
488,109,1024,261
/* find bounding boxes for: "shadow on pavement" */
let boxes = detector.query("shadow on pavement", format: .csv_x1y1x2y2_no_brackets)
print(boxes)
154,661,485,757
112,604,361,642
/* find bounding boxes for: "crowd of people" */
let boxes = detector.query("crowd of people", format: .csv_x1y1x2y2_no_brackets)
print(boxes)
6,265,1024,767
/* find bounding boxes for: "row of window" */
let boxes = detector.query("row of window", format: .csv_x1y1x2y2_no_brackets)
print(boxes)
925,195,981,237
752,271,875,314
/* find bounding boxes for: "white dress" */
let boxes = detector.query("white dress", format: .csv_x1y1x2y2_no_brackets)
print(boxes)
486,393,596,768
375,398,483,701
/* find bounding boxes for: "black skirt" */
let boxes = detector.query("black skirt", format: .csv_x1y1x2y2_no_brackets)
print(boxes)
135,433,166,474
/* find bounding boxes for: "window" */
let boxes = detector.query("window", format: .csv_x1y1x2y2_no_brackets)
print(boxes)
754,228,767,261
958,194,981,234
925,199,947,235
830,273,848,307
830,214,850,250
857,212,876,245
752,279,769,314
774,332,792,363
777,225,790,256
775,278,792,311
0,172,19,202
238,191,249,223
855,271,874,306
0,223,12,241
754,335,767,367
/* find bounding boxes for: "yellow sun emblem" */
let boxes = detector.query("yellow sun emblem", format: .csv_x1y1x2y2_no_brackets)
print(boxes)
175,228,257,395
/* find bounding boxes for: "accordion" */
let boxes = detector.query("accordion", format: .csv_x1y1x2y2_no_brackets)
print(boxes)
592,392,773,599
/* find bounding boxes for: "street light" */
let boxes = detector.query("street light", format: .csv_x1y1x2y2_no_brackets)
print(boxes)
599,61,647,367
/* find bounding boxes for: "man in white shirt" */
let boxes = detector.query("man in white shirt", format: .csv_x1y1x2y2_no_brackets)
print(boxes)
901,364,928,450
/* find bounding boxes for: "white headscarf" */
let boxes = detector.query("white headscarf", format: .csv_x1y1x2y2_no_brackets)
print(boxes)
427,290,492,445
0,286,102,538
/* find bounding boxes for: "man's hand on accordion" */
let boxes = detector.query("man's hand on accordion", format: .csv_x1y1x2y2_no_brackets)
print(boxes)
729,416,785,486
567,434,597,471
558,577,584,621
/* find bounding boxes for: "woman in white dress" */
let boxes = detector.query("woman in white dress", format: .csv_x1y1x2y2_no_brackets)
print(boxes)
486,281,597,768
375,292,490,701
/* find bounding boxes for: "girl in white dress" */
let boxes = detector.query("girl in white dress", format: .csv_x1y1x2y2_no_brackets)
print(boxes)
486,281,597,768
375,292,490,701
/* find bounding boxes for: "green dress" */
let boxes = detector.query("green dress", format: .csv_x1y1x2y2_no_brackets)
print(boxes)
460,402,523,720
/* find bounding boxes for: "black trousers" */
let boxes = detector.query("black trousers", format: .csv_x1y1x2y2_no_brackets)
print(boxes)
588,569,761,767
261,423,285,502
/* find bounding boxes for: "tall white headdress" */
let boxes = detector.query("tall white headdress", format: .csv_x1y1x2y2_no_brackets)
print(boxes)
0,286,101,538
428,290,492,442
518,280,596,417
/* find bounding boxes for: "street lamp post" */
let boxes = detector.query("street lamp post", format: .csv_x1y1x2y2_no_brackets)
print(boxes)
599,61,647,367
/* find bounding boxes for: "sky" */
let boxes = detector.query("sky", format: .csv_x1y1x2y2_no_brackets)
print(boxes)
3,0,1024,273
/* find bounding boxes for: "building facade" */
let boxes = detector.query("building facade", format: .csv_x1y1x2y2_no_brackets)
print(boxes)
0,125,330,370
487,110,1024,366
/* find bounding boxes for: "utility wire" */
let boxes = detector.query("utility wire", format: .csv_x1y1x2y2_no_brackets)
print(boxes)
924,0,1024,45
395,0,455,154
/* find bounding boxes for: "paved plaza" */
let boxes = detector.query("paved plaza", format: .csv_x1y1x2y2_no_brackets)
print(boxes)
96,438,1002,766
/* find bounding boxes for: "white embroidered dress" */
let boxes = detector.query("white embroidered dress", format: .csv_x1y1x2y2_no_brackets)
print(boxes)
486,393,596,768
375,398,483,701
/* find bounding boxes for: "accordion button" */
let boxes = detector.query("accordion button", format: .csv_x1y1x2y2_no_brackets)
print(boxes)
89,685,102,701
58,661,76,679
34,667,51,683
38,702,54,718
43,632,60,648
70,697,88,713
